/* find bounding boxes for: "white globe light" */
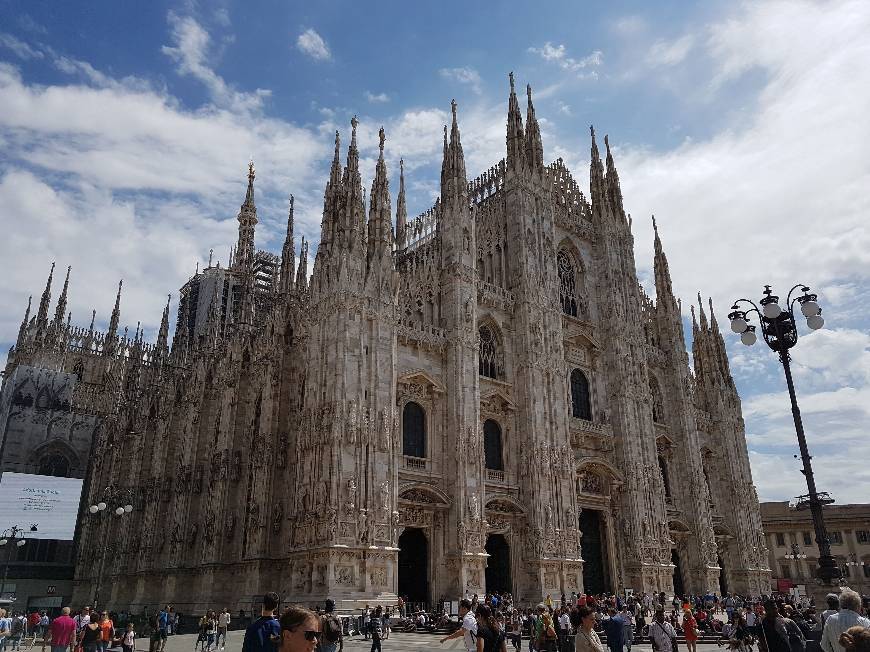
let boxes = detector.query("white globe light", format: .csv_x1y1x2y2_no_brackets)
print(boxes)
89,505,98,514
16,539,26,547
115,507,124,516
730,317,747,333
807,314,825,330
124,505,133,513
741,330,757,346
0,538,7,546
801,300,820,317
97,502,107,511
763,302,782,319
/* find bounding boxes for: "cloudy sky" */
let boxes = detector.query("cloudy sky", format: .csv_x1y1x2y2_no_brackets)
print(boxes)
1,0,868,503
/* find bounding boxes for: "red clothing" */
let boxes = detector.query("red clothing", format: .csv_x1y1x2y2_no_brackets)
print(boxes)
50,615,77,647
683,615,698,642
100,620,114,642
29,613,41,627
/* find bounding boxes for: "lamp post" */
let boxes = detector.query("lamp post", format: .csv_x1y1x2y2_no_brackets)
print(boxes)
87,486,134,610
728,283,840,585
785,543,808,561
0,524,37,603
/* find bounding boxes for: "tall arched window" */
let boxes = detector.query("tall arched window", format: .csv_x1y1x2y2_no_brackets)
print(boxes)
570,369,592,420
39,454,70,477
479,324,504,379
658,455,672,497
484,420,503,471
557,251,578,317
649,376,664,423
402,402,426,458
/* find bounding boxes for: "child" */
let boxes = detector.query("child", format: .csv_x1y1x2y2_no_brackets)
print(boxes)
122,623,136,652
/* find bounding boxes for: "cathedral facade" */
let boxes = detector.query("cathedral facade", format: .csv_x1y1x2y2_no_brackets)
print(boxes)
4,75,770,612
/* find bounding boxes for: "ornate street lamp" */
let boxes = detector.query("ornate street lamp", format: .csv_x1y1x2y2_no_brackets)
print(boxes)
785,543,807,560
728,284,839,585
1,524,38,601
87,486,135,610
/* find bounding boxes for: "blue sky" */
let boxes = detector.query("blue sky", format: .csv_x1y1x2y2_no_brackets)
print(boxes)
1,0,868,503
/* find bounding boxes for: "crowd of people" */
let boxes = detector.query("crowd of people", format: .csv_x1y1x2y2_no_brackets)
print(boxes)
4,586,870,652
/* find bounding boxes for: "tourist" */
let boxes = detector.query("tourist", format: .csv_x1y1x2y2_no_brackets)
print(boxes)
839,626,870,652
559,608,572,652
217,609,230,650
509,615,522,651
362,606,370,641
79,618,100,652
41,607,76,652
823,590,870,652
440,599,477,652
475,605,507,652
0,610,10,652
318,599,342,652
97,612,114,652
727,614,755,652
381,608,391,640
756,600,793,652
367,607,384,652
573,607,603,652
823,596,841,625
538,613,558,652
121,623,136,652
620,606,634,652
648,610,677,652
278,607,320,652
683,609,698,652
603,610,624,652
242,593,281,652
204,611,218,652
155,607,170,652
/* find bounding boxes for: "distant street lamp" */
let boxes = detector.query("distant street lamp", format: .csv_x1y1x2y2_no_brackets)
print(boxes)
1,524,38,601
87,486,135,610
728,283,839,585
785,543,808,560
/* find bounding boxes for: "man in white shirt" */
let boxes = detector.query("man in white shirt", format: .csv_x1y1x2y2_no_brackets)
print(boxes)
648,611,677,652
745,607,758,628
821,589,870,652
217,608,230,650
440,599,477,652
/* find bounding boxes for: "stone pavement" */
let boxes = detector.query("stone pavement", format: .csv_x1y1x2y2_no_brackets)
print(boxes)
148,631,726,652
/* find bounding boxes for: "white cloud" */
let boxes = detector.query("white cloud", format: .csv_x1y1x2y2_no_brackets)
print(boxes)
557,101,572,116
438,67,482,94
296,28,331,61
365,91,390,103
528,42,603,77
0,33,44,60
647,34,695,66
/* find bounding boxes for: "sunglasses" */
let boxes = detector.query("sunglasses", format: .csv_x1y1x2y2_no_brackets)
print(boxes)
303,631,320,642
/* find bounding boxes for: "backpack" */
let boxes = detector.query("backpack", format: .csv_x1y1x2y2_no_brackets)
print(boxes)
12,617,24,635
321,615,341,643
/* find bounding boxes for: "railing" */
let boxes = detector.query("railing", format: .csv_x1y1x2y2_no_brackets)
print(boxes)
403,456,428,471
486,469,505,483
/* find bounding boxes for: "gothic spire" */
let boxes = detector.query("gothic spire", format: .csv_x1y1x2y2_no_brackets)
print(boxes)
53,266,71,329
589,126,606,210
35,262,55,336
367,127,393,264
16,295,32,348
296,236,309,289
171,296,190,362
604,134,626,216
280,194,296,292
525,84,544,172
156,294,171,356
235,161,258,269
506,72,526,171
107,280,123,343
697,292,709,331
652,216,675,302
321,130,343,247
440,100,467,207
340,117,364,248
395,158,407,250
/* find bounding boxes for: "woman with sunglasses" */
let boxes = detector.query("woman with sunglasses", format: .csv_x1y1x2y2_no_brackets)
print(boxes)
278,607,320,652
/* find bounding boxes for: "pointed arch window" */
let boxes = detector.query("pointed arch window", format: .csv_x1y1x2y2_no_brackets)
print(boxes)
649,376,664,424
484,419,503,471
479,324,504,380
39,453,70,478
557,251,578,317
570,369,592,420
402,401,426,458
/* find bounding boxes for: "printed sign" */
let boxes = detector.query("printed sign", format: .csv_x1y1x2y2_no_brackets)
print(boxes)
0,473,84,540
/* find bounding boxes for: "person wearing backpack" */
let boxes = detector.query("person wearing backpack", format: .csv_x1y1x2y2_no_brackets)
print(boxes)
317,600,342,652
367,608,383,652
10,613,26,652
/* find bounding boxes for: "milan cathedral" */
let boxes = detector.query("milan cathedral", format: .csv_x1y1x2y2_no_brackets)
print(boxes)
3,74,770,612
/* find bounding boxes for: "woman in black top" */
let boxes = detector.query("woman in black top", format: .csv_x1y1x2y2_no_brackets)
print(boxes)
81,621,102,652
476,605,507,652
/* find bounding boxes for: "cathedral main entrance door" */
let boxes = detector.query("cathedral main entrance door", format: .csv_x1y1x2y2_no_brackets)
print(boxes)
671,549,685,597
485,534,511,594
579,510,607,594
398,527,429,604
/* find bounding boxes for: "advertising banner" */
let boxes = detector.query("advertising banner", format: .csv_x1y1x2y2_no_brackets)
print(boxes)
0,472,84,540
